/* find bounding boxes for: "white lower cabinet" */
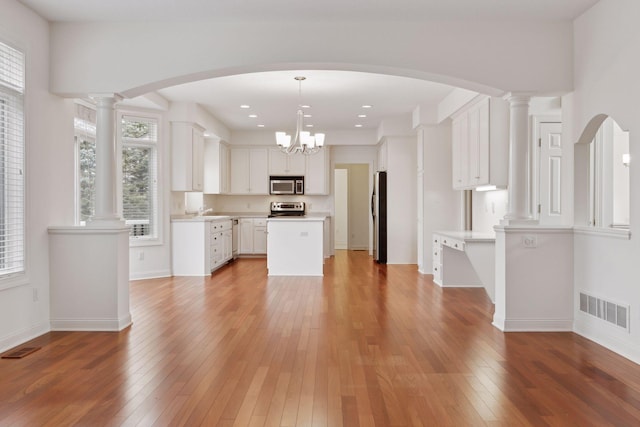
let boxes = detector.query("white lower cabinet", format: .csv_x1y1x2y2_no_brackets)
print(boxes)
210,220,233,271
172,218,233,276
239,217,267,255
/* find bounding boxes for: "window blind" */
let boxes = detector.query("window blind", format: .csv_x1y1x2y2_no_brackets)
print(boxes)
0,41,25,277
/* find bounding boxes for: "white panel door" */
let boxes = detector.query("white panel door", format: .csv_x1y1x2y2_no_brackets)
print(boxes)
334,169,348,249
538,122,563,225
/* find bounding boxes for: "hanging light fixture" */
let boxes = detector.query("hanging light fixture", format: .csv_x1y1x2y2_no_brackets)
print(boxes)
275,76,325,155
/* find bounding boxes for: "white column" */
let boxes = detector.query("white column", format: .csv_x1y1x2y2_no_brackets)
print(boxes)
503,94,533,223
91,94,123,225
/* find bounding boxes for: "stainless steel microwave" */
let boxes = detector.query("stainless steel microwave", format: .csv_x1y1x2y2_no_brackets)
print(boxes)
270,176,304,195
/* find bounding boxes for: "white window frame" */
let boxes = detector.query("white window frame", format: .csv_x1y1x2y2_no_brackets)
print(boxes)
117,110,163,247
0,40,26,290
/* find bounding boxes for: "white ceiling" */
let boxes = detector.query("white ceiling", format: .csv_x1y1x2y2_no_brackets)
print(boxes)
19,0,599,134
155,70,456,132
19,0,599,23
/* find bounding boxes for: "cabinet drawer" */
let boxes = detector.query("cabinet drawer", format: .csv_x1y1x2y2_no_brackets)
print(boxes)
441,237,464,251
254,218,267,227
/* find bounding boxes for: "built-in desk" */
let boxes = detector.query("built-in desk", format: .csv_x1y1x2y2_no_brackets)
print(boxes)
433,231,496,302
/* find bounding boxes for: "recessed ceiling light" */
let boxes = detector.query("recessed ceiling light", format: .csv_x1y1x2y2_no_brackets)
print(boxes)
301,105,311,109
257,124,265,128
362,105,372,109
248,114,257,118
358,114,367,118
355,124,363,128
303,114,312,118
240,105,250,109
306,124,314,128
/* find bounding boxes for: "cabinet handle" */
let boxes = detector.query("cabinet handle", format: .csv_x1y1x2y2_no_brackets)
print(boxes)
454,243,458,248
434,252,437,255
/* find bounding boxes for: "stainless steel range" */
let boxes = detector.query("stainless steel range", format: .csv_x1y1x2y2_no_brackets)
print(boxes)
269,201,305,217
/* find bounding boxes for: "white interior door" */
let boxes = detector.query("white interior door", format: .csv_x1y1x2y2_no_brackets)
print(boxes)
538,122,563,225
334,169,348,249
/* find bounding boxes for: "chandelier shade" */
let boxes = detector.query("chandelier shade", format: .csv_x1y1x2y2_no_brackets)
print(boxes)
275,76,325,155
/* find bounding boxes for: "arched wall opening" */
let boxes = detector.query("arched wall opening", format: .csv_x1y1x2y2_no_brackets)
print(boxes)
574,114,631,230
119,62,505,101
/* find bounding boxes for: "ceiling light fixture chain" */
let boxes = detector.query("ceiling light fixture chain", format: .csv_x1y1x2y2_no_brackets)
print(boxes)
275,76,325,155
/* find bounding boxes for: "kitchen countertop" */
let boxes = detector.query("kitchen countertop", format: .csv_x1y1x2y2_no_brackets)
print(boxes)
435,230,496,242
267,215,326,222
171,212,333,221
170,215,232,222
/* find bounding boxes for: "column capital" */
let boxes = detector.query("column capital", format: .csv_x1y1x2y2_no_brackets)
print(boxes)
89,93,124,105
502,92,533,106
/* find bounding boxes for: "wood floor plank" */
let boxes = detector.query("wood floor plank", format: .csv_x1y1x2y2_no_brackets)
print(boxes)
2,251,640,425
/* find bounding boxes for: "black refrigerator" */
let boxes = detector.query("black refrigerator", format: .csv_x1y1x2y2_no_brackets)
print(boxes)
371,171,387,264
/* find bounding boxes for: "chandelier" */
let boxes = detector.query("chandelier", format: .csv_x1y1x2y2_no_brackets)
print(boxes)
275,76,325,155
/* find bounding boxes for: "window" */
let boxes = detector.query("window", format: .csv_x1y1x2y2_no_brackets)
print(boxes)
75,106,160,241
120,113,159,240
74,103,96,224
0,41,25,279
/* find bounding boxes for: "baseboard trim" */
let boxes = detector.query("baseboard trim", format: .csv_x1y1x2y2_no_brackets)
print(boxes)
495,318,573,332
0,321,50,354
129,270,171,281
51,315,132,332
574,324,640,365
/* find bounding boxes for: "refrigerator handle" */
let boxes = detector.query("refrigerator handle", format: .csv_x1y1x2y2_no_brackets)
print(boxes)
371,191,375,218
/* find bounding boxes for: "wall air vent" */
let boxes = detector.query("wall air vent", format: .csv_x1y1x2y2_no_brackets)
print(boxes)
579,291,630,332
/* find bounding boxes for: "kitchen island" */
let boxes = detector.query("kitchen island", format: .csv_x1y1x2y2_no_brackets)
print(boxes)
267,216,325,276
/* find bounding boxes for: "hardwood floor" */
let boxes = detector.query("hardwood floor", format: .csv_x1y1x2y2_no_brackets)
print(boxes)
2,251,640,426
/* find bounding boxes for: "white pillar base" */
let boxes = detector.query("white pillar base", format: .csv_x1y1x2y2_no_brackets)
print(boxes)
48,225,131,331
492,225,574,332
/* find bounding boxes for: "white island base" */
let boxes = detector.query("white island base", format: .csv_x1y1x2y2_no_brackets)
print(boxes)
267,217,324,276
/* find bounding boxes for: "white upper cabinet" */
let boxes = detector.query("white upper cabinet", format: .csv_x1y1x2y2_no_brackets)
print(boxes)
203,139,229,194
305,147,330,195
451,97,508,190
268,148,306,175
230,147,269,194
171,122,205,191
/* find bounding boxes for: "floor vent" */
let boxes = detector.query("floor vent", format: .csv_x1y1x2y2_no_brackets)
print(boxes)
579,292,630,331
1,347,41,359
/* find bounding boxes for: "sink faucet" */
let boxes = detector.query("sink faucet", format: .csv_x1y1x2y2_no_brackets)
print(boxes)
198,207,213,216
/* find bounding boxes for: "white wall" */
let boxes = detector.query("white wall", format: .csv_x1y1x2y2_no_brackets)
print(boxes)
572,0,640,363
419,124,463,273
49,21,574,98
207,194,333,215
472,189,508,233
0,0,74,352
385,136,417,264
